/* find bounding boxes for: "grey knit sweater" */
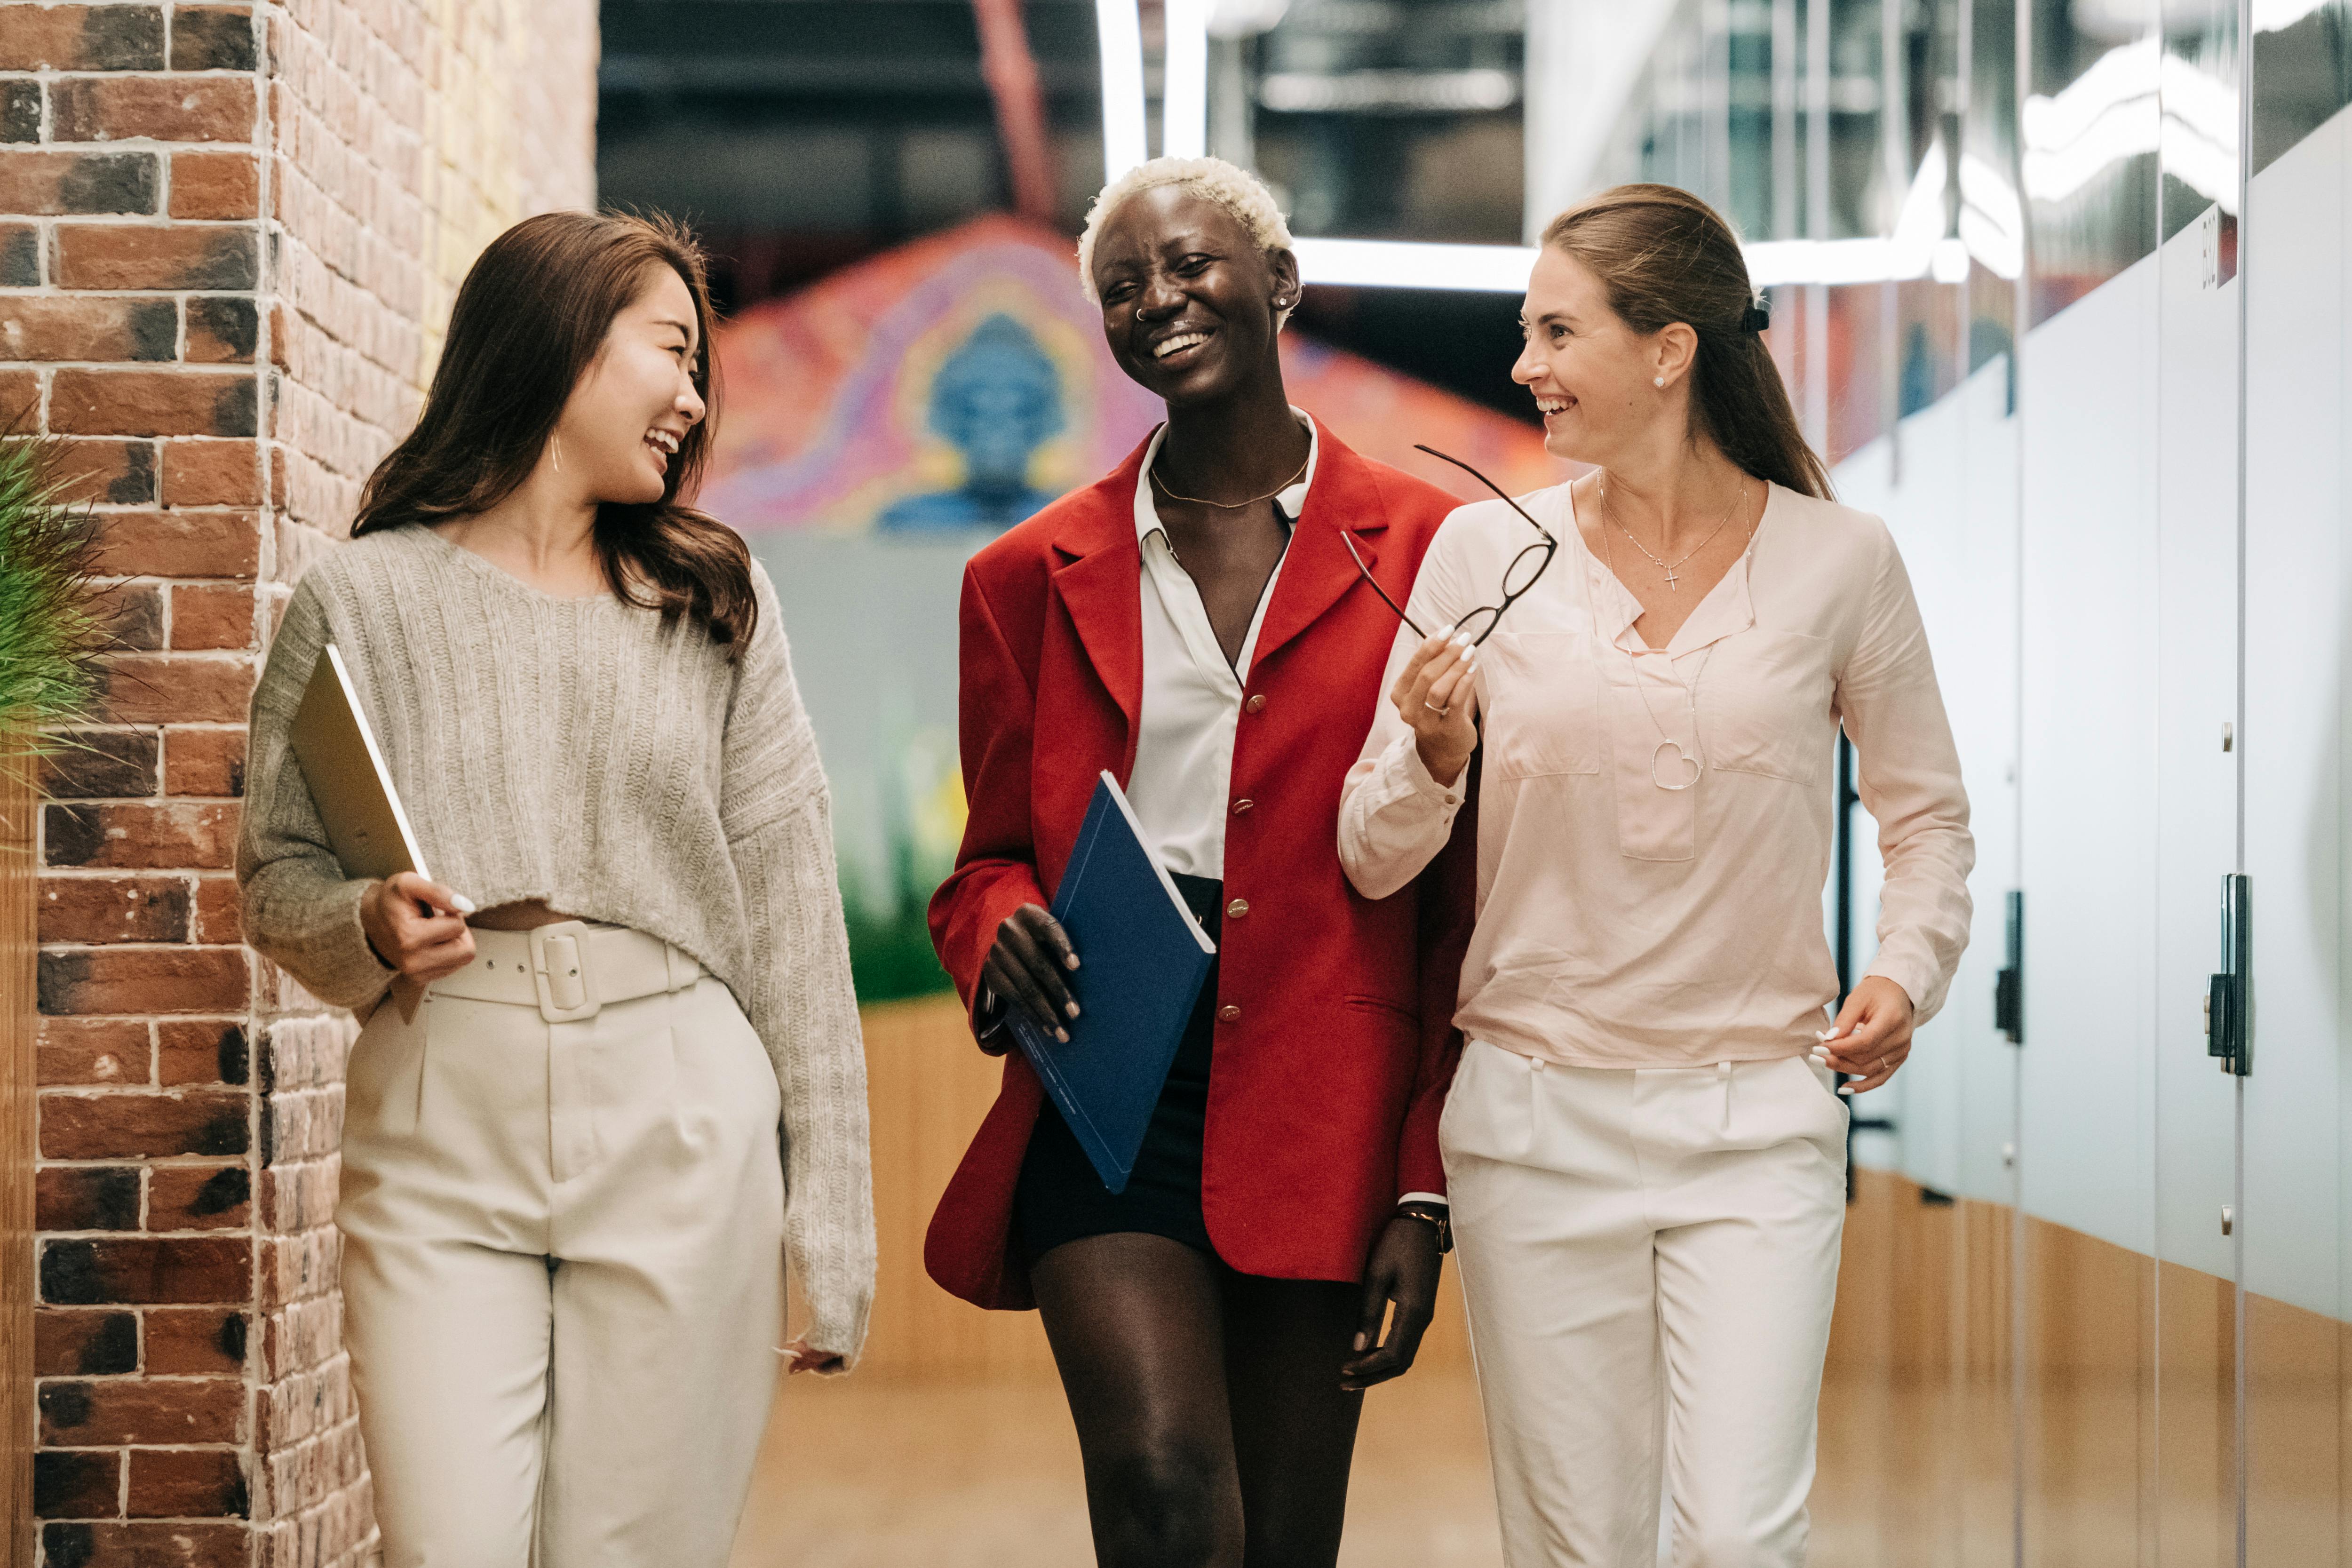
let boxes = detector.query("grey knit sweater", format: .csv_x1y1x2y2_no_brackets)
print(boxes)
238,525,875,1361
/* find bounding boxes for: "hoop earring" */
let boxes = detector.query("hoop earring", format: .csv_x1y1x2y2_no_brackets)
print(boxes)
551,435,564,473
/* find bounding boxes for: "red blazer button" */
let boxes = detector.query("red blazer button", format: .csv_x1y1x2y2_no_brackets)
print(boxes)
1245,694,1267,714
1217,1003,1242,1023
1226,899,1249,919
1232,798,1254,814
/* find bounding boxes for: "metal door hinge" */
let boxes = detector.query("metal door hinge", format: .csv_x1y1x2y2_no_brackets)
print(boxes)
1994,889,2024,1044
2207,873,2252,1075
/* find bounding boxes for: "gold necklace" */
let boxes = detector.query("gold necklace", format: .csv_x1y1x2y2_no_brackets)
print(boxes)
1150,447,1311,509
1598,473,1748,591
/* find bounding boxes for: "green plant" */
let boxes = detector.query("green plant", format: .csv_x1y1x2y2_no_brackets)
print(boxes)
0,433,105,730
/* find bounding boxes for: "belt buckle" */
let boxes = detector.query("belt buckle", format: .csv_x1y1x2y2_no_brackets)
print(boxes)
529,921,601,1023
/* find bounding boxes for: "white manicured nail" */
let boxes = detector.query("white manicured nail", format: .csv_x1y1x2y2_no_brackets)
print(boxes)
449,893,477,915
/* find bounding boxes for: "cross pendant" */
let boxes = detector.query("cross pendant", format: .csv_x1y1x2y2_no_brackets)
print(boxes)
1662,565,1681,591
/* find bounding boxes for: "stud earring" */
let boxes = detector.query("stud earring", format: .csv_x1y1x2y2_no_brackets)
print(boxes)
1653,376,1666,388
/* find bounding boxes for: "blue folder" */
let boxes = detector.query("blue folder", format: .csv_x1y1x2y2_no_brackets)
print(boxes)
1007,772,1218,1193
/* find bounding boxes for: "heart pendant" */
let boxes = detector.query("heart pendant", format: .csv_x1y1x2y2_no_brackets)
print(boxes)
1652,740,1702,792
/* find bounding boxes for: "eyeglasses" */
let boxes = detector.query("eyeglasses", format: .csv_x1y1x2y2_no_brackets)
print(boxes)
1343,444,1559,647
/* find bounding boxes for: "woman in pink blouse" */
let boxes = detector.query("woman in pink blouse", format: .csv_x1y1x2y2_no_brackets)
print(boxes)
1338,184,1974,1565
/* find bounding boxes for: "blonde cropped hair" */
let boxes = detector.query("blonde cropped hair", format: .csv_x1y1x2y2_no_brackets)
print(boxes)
1076,156,1298,324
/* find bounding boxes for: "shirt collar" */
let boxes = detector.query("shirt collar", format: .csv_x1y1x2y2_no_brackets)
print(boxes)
1134,408,1320,545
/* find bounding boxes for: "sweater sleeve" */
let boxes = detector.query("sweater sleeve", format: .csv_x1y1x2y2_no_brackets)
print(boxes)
1843,522,1976,1025
720,565,876,1367
236,572,395,1012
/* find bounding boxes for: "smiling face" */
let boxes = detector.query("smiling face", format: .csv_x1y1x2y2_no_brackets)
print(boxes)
550,264,708,505
1512,245,1695,470
1089,185,1297,408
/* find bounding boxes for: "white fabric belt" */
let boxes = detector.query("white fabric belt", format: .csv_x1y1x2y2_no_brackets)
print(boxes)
430,920,703,1024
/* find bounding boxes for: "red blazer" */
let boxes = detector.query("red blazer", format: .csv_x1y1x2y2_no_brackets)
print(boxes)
924,421,1478,1310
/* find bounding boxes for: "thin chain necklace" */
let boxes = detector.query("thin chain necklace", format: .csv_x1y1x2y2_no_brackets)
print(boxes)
1150,445,1311,510
1598,473,1748,591
1595,480,1761,792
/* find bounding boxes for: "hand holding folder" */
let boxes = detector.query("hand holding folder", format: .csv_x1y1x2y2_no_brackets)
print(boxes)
999,773,1217,1194
288,645,475,1007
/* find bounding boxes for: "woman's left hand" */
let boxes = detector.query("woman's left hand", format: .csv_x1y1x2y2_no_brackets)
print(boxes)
1339,1215,1442,1392
1813,975,1916,1095
781,1337,845,1376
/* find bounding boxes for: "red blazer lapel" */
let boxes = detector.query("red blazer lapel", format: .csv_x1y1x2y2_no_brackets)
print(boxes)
1049,441,1148,748
1251,422,1393,673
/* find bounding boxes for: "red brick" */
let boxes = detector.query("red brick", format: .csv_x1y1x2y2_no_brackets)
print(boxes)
51,75,257,145
90,509,260,578
55,225,256,291
158,439,258,506
37,1166,142,1231
40,1236,250,1307
185,294,256,363
0,149,160,215
191,875,239,943
160,728,243,796
158,1019,246,1086
34,1446,120,1519
169,8,255,71
43,799,238,869
38,1018,149,1087
0,295,177,362
1,220,35,285
143,1307,244,1374
3,78,33,143
34,1309,139,1376
0,6,167,70
39,873,191,943
127,1446,246,1518
169,583,257,650
148,1164,249,1231
36,943,249,1014
167,150,257,219
0,366,37,423
95,653,253,724
39,1521,246,1565
48,439,159,507
40,1375,242,1444
50,368,257,438
89,581,164,652
40,729,160,799
40,1089,247,1159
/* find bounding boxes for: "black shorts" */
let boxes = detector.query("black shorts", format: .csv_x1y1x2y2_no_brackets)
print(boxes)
1013,873,1224,1266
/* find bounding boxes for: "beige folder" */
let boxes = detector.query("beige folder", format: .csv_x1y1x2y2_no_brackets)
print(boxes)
288,643,430,883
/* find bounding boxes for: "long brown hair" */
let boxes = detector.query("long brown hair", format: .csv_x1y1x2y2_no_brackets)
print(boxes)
1542,184,1832,500
353,211,757,651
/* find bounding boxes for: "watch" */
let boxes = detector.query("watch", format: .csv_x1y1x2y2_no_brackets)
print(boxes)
1394,1200,1453,1254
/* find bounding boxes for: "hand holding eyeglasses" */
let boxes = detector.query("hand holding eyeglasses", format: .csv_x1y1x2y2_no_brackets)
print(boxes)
1392,626,1481,788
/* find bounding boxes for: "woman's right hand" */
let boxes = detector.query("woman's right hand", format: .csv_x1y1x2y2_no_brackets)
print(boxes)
1391,627,1482,787
983,903,1080,1044
360,872,477,984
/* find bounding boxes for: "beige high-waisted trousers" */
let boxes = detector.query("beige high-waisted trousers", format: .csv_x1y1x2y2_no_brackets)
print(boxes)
1442,1041,1849,1568
338,923,785,1568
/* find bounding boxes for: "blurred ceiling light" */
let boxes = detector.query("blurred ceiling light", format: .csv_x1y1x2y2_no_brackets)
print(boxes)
1097,0,1148,179
1164,0,1211,158
1292,238,1537,291
1209,0,1292,36
1259,68,1519,113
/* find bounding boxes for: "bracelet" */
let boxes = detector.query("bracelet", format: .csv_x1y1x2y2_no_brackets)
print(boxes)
1394,1201,1453,1254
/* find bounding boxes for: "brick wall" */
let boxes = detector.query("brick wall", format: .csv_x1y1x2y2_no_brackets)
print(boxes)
3,1,596,1561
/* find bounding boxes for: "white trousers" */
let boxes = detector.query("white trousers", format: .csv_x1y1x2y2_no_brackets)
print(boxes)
338,966,785,1568
1441,1042,1848,1568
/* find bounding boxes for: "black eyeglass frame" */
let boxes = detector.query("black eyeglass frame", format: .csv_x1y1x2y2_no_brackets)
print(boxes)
1343,445,1559,647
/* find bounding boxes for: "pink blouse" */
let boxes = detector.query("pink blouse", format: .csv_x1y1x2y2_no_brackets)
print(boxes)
1338,481,1974,1069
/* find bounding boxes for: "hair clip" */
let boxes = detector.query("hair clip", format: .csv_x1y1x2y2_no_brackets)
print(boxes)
1740,303,1771,333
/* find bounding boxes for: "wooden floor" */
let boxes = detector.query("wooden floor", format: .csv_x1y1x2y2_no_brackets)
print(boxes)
729,1368,1506,1568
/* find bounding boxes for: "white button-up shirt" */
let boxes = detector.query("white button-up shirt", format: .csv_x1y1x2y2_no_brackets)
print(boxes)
1125,411,1318,879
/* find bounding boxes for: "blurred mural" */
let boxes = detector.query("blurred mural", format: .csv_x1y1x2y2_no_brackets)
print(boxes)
703,213,1561,998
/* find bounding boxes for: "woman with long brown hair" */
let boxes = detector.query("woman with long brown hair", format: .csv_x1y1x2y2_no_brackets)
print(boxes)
1340,184,1974,1564
238,211,874,1566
